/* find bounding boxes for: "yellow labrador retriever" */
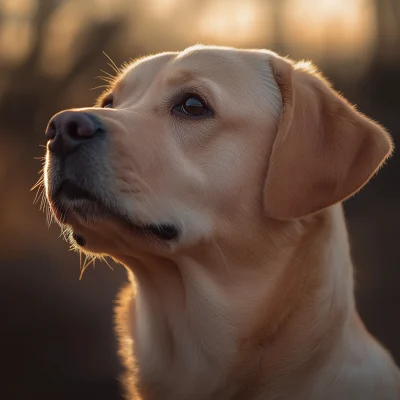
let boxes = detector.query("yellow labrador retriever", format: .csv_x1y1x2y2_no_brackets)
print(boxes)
43,45,400,400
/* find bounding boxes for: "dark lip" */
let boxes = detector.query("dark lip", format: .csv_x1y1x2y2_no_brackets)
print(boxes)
55,180,98,203
50,180,179,241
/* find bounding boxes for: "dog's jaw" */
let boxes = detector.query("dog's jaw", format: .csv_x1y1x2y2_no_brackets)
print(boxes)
115,205,364,400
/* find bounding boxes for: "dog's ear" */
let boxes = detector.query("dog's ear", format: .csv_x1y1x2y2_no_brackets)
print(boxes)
264,55,393,219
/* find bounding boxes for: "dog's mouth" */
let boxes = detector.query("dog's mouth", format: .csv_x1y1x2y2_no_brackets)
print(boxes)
50,180,179,243
57,180,97,203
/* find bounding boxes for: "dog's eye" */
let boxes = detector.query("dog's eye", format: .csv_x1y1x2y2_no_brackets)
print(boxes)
172,94,212,118
101,97,114,109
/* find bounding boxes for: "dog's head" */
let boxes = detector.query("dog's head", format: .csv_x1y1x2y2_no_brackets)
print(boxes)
43,45,392,257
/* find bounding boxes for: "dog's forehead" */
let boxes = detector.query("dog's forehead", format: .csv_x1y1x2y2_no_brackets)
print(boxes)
120,52,178,92
120,46,265,91
175,45,248,68
167,47,252,83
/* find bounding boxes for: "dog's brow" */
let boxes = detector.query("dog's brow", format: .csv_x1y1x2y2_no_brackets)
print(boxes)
95,78,125,106
164,69,196,86
96,91,111,107
114,81,125,96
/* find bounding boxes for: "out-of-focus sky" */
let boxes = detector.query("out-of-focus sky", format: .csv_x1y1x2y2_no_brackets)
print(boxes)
1,0,395,75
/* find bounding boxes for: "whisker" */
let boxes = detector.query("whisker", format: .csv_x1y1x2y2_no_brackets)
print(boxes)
100,69,116,79
80,255,96,280
40,191,47,211
59,225,69,242
31,177,44,191
99,255,114,271
46,206,52,227
81,254,89,271
95,75,114,84
107,62,120,75
90,84,111,91
33,185,44,204
103,51,121,75
79,258,89,280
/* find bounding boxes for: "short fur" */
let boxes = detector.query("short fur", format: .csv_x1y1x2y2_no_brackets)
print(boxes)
43,45,399,400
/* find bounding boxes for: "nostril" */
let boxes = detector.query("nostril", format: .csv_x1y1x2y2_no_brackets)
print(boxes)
46,112,101,157
45,121,56,141
65,115,95,138
66,121,79,139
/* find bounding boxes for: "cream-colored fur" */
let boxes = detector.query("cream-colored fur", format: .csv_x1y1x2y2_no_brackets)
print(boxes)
44,45,400,400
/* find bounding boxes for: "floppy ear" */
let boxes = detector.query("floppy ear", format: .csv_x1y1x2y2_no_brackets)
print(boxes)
264,55,393,219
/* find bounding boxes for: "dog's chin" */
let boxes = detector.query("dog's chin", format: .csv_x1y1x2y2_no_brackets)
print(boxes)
47,181,179,250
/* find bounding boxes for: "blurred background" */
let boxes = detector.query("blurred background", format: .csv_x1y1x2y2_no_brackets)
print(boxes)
0,0,399,398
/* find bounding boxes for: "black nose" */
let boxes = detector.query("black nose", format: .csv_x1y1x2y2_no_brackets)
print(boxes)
45,111,99,156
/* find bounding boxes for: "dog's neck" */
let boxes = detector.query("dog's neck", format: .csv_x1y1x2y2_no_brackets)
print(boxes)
117,205,356,400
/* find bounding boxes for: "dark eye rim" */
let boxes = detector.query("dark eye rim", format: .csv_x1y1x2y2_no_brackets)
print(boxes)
171,93,214,119
100,96,114,108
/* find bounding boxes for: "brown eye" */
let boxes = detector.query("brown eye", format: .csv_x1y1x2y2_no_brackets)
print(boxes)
172,94,212,118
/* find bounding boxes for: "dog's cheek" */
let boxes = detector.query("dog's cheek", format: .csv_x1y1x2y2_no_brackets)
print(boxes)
173,205,214,248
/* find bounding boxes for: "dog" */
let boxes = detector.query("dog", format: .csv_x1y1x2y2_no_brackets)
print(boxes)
43,45,400,399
